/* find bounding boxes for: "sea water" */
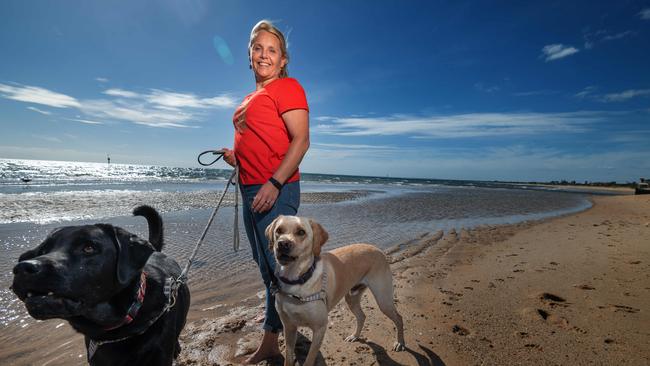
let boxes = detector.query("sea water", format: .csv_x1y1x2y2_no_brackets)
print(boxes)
0,158,606,330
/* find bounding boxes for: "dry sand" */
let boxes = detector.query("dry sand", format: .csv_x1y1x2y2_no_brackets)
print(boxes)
176,194,650,366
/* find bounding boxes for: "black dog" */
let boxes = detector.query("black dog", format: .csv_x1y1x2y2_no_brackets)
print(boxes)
11,205,190,366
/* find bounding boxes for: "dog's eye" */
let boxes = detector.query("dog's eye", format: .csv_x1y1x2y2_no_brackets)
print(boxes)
276,227,285,235
82,244,96,254
296,229,306,236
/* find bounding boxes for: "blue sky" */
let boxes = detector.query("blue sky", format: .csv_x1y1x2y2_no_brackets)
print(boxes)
1,1,649,182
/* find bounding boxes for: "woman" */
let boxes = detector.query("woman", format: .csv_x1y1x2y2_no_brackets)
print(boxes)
222,20,309,364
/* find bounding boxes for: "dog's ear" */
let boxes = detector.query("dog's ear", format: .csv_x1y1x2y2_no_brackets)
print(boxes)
265,216,283,250
97,224,155,287
309,219,329,256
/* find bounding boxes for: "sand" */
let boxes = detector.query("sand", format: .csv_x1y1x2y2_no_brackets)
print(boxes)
175,194,650,366
2,194,648,365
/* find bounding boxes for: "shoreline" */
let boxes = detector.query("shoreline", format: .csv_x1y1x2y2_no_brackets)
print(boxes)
175,194,650,366
2,194,647,365
171,194,649,365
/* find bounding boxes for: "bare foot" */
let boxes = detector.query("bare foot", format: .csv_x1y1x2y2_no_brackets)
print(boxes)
244,348,281,364
254,314,265,323
244,331,281,364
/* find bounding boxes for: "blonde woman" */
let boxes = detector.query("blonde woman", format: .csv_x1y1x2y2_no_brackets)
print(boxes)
222,20,309,363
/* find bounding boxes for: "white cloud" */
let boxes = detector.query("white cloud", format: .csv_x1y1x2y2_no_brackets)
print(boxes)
0,83,81,108
32,134,62,143
79,99,193,128
95,77,109,83
601,30,635,41
313,111,608,139
146,89,236,109
0,83,238,128
601,89,650,102
574,86,598,99
474,82,500,93
104,88,139,98
584,29,635,49
27,106,52,115
513,90,557,97
303,143,650,182
67,118,104,125
313,142,398,150
639,8,650,20
541,44,579,62
103,87,236,109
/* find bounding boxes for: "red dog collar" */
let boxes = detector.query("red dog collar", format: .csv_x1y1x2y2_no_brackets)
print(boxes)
104,271,147,331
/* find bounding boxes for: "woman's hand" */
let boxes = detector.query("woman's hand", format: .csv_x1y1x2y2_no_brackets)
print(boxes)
252,182,279,213
221,148,236,167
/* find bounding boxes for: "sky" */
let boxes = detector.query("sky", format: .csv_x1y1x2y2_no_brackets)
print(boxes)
1,1,649,182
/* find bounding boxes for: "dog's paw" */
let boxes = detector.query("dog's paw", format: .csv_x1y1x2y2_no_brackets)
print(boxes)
344,335,360,342
392,342,406,352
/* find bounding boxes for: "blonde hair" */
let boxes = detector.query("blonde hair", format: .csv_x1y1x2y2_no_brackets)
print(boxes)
249,20,289,78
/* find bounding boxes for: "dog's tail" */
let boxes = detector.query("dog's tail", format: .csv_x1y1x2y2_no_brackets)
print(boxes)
133,205,164,251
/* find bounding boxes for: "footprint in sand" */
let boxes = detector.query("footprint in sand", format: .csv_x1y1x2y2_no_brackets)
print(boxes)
533,309,579,332
574,284,595,290
524,343,543,351
572,326,587,334
540,293,566,302
602,304,640,313
536,308,550,320
517,331,530,338
452,324,470,336
539,292,569,308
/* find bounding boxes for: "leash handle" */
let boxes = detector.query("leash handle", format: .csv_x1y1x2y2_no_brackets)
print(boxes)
197,149,226,166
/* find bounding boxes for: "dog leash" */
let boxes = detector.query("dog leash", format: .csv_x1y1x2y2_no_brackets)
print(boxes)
167,150,241,308
177,150,240,284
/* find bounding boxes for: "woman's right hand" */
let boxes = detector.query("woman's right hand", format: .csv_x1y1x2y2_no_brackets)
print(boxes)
221,148,236,167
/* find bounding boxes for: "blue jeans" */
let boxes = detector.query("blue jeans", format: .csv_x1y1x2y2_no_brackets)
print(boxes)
240,181,300,333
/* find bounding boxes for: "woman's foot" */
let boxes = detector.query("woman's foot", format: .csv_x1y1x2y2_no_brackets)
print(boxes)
244,331,281,364
254,313,265,323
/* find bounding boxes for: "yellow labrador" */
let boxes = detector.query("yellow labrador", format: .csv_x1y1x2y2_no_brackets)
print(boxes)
265,215,405,366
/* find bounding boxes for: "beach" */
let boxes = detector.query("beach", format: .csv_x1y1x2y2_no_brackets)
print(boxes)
173,193,649,366
5,196,650,365
3,193,647,365
1,159,647,365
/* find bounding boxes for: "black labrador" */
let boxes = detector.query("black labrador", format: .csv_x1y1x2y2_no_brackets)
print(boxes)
11,205,190,366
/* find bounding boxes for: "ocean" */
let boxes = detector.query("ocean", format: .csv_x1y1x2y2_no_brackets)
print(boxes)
0,157,610,359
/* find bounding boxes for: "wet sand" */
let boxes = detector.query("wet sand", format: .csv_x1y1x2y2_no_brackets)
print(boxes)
2,194,648,365
175,194,650,366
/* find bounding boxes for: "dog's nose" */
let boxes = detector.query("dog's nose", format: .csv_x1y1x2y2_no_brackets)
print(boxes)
13,260,42,276
277,240,292,253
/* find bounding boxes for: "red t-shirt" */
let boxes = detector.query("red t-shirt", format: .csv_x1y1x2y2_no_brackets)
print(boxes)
233,77,309,185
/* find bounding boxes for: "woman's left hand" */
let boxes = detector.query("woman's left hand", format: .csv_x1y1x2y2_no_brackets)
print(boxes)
252,182,280,213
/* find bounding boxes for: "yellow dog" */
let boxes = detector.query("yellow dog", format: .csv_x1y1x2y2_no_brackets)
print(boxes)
266,215,405,366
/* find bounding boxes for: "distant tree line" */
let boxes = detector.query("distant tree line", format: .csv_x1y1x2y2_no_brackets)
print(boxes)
533,180,639,188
